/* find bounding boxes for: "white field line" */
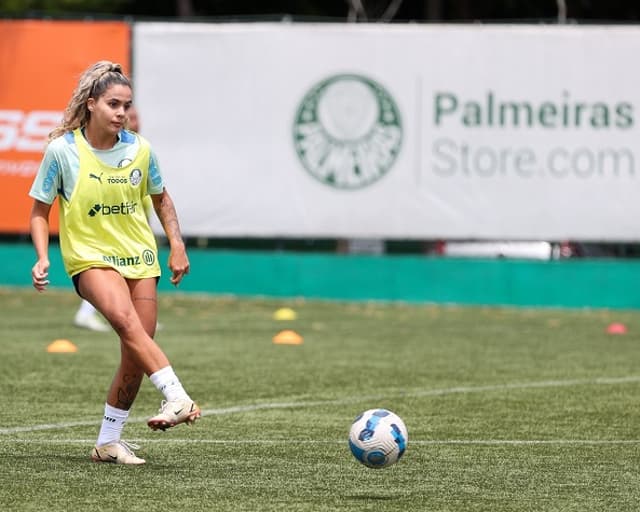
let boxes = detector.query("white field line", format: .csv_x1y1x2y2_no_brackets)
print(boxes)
7,439,640,446
1,375,639,436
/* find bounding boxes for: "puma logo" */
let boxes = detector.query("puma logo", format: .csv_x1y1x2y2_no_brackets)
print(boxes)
89,172,103,183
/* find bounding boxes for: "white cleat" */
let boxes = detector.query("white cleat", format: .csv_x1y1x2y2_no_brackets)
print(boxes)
74,312,110,332
147,398,201,431
91,440,145,465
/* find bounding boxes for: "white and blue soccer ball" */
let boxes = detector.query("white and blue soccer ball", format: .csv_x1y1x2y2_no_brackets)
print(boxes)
348,408,408,469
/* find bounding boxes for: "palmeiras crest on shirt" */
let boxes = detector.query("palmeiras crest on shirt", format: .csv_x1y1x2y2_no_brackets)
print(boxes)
117,158,143,187
129,168,143,187
293,74,402,190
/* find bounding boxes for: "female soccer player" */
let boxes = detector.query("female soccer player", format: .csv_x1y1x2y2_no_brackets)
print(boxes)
71,104,152,333
29,61,200,465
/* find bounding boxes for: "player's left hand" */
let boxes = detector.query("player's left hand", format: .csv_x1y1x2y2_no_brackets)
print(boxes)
168,249,190,286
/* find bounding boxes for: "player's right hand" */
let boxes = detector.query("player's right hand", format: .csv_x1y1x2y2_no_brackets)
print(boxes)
31,259,50,292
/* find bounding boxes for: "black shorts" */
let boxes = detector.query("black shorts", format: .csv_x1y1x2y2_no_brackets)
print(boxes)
71,272,159,299
71,273,84,298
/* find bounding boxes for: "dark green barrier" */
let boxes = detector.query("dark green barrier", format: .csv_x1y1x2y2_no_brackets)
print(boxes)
4,242,640,309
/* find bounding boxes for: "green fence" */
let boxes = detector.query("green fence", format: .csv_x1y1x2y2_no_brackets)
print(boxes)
5,242,640,309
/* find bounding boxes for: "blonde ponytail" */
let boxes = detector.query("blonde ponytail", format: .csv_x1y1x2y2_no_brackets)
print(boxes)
48,61,131,141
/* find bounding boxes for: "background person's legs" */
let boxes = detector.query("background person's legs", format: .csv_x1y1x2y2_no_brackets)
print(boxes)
74,298,109,332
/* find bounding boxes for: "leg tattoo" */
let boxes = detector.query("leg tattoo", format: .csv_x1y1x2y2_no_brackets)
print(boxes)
115,373,142,410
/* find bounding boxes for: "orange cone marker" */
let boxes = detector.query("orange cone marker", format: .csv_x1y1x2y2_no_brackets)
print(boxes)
273,330,303,345
273,308,297,321
47,339,78,353
606,323,627,335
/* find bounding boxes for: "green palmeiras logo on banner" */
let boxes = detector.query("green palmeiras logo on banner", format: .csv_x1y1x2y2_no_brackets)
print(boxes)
293,74,402,190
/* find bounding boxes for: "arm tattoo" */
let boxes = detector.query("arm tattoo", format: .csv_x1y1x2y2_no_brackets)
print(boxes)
155,193,184,246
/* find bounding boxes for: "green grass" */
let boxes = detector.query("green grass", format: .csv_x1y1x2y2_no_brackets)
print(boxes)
1,287,640,511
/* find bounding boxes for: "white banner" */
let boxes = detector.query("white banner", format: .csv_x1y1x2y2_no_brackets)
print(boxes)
134,23,640,240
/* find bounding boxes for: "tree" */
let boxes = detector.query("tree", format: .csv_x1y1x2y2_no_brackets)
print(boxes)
1,0,639,21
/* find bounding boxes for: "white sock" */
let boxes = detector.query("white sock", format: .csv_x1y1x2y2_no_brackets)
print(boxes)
96,404,129,447
149,366,190,402
78,300,96,316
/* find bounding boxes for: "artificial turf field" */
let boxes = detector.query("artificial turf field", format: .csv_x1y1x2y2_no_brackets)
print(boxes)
1,286,639,511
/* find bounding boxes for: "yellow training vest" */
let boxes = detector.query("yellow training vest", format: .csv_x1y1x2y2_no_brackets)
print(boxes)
58,129,161,279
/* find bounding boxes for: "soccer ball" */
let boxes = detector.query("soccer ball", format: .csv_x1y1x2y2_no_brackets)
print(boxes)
348,408,408,469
